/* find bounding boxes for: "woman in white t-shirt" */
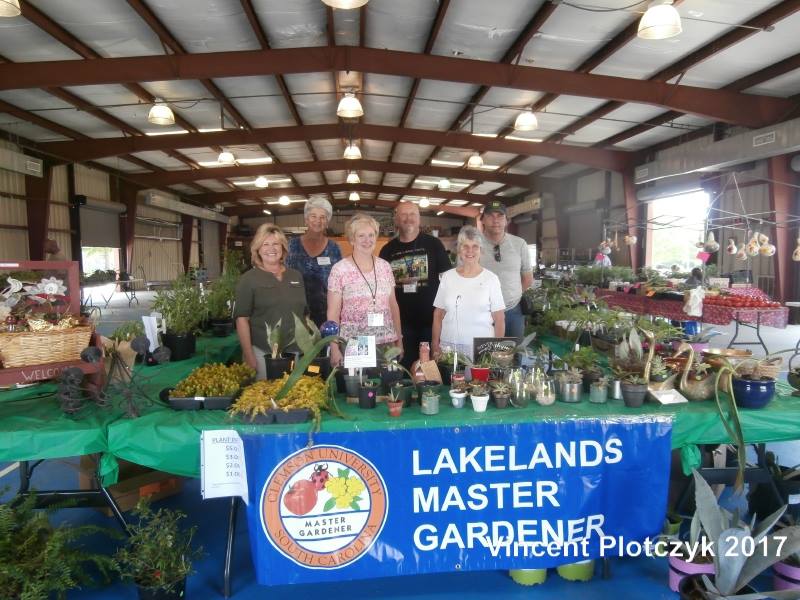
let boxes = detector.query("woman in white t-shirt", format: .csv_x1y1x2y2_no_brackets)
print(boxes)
432,226,505,361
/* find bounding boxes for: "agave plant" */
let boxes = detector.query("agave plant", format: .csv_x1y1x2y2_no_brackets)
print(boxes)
688,470,800,599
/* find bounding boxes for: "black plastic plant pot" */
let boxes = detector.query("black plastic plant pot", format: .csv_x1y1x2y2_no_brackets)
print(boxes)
210,318,234,337
137,578,186,600
248,412,275,424
270,408,312,424
307,356,332,380
203,396,235,410
620,382,648,408
358,385,378,409
391,380,414,406
265,356,292,380
582,370,603,393
438,363,452,386
162,331,196,362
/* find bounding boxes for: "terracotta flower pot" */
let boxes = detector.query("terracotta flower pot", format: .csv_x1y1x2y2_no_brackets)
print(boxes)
387,400,404,417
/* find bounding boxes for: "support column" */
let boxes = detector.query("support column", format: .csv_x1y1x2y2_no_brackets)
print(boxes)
181,214,194,275
218,221,228,272
622,170,640,273
768,154,797,302
114,179,139,276
66,164,83,273
25,161,53,260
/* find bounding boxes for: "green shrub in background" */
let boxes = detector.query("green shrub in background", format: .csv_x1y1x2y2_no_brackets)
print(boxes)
152,274,204,335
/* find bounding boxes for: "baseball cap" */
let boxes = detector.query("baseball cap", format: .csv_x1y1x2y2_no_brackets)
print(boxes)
482,201,507,216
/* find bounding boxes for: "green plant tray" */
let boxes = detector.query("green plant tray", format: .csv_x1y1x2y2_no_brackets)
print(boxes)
161,388,235,411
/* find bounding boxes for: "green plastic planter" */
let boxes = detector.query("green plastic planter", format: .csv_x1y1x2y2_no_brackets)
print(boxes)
556,560,595,582
509,568,547,586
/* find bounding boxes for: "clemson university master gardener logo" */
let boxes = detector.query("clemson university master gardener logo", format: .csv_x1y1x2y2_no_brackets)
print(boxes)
261,444,388,569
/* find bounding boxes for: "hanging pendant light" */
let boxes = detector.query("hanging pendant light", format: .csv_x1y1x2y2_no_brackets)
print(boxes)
637,1,682,40
0,0,21,17
349,191,360,202
278,195,291,206
321,0,368,9
466,152,483,169
254,176,269,189
343,143,362,160
438,178,451,190
217,150,236,165
147,98,175,126
514,109,539,132
336,92,364,119
419,197,430,208
346,172,360,184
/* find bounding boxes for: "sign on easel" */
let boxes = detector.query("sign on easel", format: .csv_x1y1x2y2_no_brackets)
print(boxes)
200,430,249,504
473,337,518,363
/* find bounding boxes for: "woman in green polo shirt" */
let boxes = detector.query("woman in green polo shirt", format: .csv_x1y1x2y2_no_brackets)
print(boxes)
234,224,307,380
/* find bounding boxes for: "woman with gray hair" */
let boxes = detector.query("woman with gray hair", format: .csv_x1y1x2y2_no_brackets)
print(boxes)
432,225,505,361
286,197,342,325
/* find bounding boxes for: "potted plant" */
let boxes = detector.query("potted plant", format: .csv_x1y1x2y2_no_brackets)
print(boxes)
611,326,655,407
390,378,414,407
291,315,333,379
387,386,404,417
449,386,467,408
677,471,800,599
152,274,203,361
263,319,293,380
204,273,236,337
421,386,440,415
358,378,380,409
509,568,547,586
114,498,204,599
559,367,583,403
0,493,116,599
619,374,648,408
437,346,472,385
556,560,595,582
490,380,512,409
469,382,490,412
563,346,603,392
379,345,415,394
648,355,678,391
589,375,609,404
470,353,493,382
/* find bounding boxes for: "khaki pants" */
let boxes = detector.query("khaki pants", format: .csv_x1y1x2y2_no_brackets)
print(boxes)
252,345,268,381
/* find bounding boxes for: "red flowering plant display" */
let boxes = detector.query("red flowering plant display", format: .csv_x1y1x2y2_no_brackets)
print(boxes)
1,275,78,332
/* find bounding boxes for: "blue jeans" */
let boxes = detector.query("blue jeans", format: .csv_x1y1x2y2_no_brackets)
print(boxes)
504,303,525,339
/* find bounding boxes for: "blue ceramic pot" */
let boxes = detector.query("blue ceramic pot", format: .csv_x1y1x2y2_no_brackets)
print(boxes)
732,377,775,409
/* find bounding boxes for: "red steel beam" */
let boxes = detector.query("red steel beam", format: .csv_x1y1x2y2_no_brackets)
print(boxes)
132,158,530,188
0,46,791,128
199,182,494,206
37,123,634,171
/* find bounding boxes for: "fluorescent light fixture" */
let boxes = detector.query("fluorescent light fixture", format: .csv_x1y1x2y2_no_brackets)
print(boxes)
438,178,451,190
505,135,543,143
237,157,273,165
147,99,175,126
349,191,360,202
471,202,483,206
346,172,360,184
255,176,269,189
336,92,364,119
419,197,430,208
278,195,290,206
0,0,21,17
321,0,369,8
514,110,539,132
144,129,189,136
472,133,498,138
343,144,362,160
263,209,272,215
269,178,292,183
431,159,465,167
436,211,444,216
638,0,682,40
218,151,236,165
197,128,224,133
447,200,469,206
466,153,484,169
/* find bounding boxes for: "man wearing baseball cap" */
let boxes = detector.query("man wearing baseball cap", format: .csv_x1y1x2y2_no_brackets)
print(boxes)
479,201,533,338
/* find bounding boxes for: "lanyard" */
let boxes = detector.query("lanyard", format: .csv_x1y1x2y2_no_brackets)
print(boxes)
353,256,377,304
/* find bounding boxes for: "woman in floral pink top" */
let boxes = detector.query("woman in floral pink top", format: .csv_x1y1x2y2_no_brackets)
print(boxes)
327,213,403,367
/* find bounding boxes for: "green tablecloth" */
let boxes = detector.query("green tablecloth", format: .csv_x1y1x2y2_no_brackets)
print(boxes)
0,334,241,482
4,332,800,485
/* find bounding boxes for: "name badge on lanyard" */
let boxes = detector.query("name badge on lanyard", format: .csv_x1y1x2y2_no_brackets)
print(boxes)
403,282,418,294
368,312,384,327
317,256,331,266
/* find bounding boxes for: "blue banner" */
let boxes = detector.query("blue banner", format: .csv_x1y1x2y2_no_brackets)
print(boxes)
242,417,672,586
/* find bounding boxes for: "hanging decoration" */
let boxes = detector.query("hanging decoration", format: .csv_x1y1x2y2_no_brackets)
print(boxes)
793,236,800,262
726,239,737,255
745,232,761,257
703,232,719,253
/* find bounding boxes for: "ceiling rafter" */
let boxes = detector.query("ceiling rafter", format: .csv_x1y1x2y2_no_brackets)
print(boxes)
250,197,477,219
539,0,800,145
236,0,331,201
380,0,452,188
19,0,208,176
204,181,490,206
1,46,791,128
130,158,529,188
36,123,632,172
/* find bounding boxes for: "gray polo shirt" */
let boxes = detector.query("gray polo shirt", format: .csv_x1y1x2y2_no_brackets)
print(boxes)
479,232,532,310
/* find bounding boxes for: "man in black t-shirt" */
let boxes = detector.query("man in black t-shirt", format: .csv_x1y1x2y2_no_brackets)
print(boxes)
380,202,452,369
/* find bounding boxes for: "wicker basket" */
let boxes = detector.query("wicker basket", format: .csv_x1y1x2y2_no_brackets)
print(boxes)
0,325,93,368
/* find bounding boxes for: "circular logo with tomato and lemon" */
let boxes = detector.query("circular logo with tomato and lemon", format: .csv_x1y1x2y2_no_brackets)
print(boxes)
261,445,388,569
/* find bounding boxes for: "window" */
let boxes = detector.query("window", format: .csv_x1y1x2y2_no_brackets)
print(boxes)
82,247,120,275
648,190,709,273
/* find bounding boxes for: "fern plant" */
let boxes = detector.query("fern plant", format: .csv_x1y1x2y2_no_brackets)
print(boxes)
0,493,117,600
